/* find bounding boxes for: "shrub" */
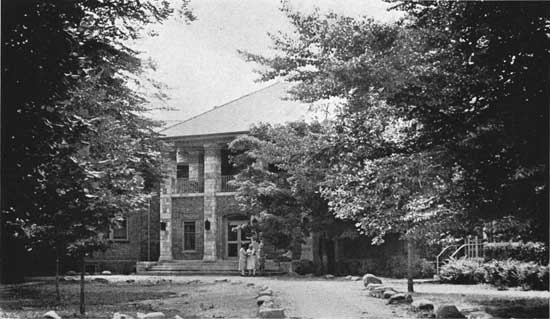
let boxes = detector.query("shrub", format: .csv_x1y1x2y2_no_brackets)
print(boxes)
484,259,519,287
441,257,549,290
484,242,549,264
292,259,315,275
440,258,483,284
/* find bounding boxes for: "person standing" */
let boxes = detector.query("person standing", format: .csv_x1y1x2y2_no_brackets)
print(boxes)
257,239,265,275
238,243,247,276
246,244,256,276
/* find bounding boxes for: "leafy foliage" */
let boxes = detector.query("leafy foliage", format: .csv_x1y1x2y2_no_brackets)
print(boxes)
240,1,548,244
229,122,354,252
440,257,549,291
2,0,193,280
484,242,549,265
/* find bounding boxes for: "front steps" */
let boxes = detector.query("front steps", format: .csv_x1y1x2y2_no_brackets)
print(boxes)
136,259,288,275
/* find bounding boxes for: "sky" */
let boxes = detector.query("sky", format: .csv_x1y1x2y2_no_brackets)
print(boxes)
133,0,402,125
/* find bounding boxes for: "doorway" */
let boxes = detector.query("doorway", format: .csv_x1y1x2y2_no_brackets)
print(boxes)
226,220,250,258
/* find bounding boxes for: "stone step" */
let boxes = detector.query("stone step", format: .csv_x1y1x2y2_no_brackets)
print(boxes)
136,260,286,275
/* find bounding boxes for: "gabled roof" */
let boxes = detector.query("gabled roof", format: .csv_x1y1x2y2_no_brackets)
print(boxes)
159,82,309,138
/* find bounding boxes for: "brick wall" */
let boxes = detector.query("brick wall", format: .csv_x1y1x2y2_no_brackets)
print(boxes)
172,196,204,259
87,196,160,273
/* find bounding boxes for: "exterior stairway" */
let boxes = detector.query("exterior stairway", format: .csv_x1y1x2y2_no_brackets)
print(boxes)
136,259,289,275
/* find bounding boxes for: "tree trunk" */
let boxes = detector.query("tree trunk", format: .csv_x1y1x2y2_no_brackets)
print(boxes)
333,238,340,275
407,239,414,292
79,256,85,315
55,255,60,302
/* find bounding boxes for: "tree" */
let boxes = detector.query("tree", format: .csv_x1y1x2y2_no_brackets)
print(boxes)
229,122,355,273
1,0,193,312
241,1,548,289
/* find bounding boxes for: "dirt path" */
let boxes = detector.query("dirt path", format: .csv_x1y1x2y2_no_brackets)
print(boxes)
263,278,405,318
79,275,405,318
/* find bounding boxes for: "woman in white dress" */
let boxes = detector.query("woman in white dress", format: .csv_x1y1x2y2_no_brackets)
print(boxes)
246,244,256,276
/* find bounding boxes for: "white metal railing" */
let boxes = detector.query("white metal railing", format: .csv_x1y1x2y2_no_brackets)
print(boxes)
436,236,484,274
221,175,237,192
174,178,204,193
436,245,457,275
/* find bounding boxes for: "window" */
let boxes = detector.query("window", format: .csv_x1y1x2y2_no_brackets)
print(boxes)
111,218,128,241
177,164,189,179
183,222,196,251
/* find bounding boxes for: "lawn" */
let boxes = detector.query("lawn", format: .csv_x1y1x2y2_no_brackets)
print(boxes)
0,277,259,319
381,278,550,318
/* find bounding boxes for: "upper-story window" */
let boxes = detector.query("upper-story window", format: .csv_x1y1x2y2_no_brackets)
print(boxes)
177,164,189,179
221,149,239,176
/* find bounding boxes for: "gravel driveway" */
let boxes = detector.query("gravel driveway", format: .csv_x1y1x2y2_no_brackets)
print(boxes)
84,274,405,318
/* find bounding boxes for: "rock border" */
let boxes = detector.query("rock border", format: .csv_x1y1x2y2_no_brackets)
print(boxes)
359,274,494,319
256,286,286,318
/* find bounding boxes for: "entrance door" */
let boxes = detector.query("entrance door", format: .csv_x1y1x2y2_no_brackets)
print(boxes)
226,221,250,258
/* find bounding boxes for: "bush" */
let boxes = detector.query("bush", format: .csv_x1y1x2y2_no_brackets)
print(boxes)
292,259,315,275
484,242,549,264
440,258,483,284
440,257,549,290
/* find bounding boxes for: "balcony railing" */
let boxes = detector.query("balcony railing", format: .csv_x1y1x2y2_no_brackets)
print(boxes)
174,178,204,194
221,175,237,192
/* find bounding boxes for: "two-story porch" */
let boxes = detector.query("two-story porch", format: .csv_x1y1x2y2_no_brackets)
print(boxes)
137,82,309,274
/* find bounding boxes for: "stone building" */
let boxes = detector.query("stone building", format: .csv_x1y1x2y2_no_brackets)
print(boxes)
87,82,311,274
86,81,415,276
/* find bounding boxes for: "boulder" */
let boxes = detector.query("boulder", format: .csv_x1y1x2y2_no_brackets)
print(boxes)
136,313,146,319
101,270,112,275
435,305,466,319
370,286,392,298
345,275,352,280
387,293,413,304
325,274,335,279
247,283,255,287
173,316,184,319
113,313,134,319
467,311,494,319
143,312,166,319
93,278,109,284
365,283,383,291
257,295,273,306
258,307,285,318
66,270,77,276
411,299,435,312
383,289,397,299
262,300,275,308
43,310,62,319
351,276,361,281
214,279,229,283
258,289,273,297
362,274,382,286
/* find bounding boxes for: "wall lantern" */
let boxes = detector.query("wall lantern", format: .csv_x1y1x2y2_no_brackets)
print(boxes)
204,219,211,231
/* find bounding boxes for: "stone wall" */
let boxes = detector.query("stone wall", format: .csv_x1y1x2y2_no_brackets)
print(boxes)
172,196,204,259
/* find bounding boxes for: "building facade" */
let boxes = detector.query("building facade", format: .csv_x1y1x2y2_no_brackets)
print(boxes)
87,82,311,273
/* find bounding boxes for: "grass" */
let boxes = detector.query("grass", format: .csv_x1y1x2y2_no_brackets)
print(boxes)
0,278,258,319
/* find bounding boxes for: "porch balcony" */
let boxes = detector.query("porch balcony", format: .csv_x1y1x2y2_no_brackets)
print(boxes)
220,175,237,193
174,178,204,194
